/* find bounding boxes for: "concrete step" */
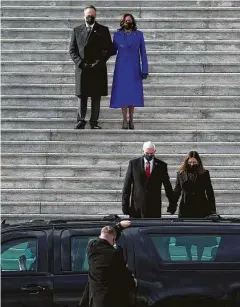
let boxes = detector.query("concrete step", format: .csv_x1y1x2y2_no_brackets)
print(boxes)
3,0,240,8
2,72,240,85
2,118,240,130
2,153,239,166
1,201,239,217
2,95,239,108
2,17,240,29
2,129,240,142
2,176,239,190
2,107,240,120
2,28,240,40
3,39,240,52
2,188,239,202
2,165,239,178
2,141,240,154
2,61,240,74
2,84,240,96
3,6,240,18
2,50,240,63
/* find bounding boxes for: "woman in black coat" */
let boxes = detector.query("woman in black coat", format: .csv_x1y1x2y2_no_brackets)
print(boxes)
171,151,217,260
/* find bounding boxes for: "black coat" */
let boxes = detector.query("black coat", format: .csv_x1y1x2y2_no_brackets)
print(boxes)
79,225,135,307
69,22,113,98
173,170,216,218
122,157,176,218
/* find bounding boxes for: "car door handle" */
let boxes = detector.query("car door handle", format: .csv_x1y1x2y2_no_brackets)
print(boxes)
21,285,46,292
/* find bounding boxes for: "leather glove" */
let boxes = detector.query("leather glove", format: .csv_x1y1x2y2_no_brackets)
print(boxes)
142,74,148,80
79,61,90,69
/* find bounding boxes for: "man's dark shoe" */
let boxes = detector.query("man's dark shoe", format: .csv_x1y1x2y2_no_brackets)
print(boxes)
91,125,102,129
75,121,86,129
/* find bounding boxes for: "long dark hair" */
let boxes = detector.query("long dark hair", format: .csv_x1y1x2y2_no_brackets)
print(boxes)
179,151,205,174
119,13,137,31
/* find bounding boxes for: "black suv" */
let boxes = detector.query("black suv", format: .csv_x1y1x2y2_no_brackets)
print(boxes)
1,216,240,307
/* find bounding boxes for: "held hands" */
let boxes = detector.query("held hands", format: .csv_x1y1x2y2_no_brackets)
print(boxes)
119,220,131,229
79,60,100,69
142,74,148,80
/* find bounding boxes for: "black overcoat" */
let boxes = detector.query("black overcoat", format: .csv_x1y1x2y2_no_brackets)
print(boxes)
69,22,113,97
122,157,176,218
79,225,135,307
173,170,216,218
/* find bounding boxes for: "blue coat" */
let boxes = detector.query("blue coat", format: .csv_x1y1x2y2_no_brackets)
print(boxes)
110,30,148,108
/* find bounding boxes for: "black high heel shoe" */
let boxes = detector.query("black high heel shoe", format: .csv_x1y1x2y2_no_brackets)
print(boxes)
128,120,134,130
122,120,128,129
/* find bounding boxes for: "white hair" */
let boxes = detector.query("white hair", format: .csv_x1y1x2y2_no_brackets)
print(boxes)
143,141,156,151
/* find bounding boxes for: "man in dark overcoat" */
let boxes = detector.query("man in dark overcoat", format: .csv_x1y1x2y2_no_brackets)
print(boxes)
79,220,136,307
69,5,113,129
122,141,176,218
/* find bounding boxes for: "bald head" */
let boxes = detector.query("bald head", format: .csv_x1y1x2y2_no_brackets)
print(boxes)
99,226,117,246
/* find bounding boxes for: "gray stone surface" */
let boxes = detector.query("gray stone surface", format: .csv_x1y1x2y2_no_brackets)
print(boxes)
2,0,240,221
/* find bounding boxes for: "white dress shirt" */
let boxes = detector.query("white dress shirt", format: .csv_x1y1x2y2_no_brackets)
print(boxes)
144,157,154,174
85,22,95,32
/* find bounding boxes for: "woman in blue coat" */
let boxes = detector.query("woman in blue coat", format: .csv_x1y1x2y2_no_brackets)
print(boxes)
110,14,148,129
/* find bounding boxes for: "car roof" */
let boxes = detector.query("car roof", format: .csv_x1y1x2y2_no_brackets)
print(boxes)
2,214,240,232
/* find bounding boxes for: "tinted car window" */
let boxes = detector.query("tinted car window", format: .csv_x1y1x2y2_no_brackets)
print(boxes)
1,238,37,271
71,236,97,271
150,234,240,262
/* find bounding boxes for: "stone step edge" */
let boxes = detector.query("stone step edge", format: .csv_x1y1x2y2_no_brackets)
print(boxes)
2,152,239,157
2,61,240,66
2,106,240,111
3,39,240,43
3,119,240,123
3,6,240,10
2,165,240,169
3,141,240,144
2,17,240,20
2,84,240,88
2,176,239,181
2,49,240,55
2,129,240,133
3,50,240,54
3,72,240,76
3,28,240,32
2,201,238,206
2,95,239,99
2,188,240,193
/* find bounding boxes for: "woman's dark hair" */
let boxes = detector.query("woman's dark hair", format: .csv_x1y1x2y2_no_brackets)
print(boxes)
119,13,137,31
179,150,205,174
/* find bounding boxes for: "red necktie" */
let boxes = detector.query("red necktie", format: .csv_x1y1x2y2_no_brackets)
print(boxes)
145,162,151,177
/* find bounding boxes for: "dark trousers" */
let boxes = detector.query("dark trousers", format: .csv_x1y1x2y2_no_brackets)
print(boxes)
77,96,101,126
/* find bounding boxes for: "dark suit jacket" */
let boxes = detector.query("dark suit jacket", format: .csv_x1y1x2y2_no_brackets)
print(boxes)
122,157,175,218
173,170,216,218
79,224,135,307
69,22,113,97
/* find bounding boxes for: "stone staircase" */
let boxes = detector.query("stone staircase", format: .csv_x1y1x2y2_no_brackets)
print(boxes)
1,0,240,222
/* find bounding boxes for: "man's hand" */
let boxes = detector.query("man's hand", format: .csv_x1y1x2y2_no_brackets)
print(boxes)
134,278,137,287
120,220,131,229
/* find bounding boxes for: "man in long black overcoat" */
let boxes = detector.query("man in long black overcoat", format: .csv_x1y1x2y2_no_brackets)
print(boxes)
122,141,176,218
79,221,136,307
69,5,113,129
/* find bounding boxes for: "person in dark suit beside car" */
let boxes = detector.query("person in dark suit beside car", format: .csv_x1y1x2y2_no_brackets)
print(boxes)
79,220,136,307
122,141,176,218
169,150,217,260
69,5,113,129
